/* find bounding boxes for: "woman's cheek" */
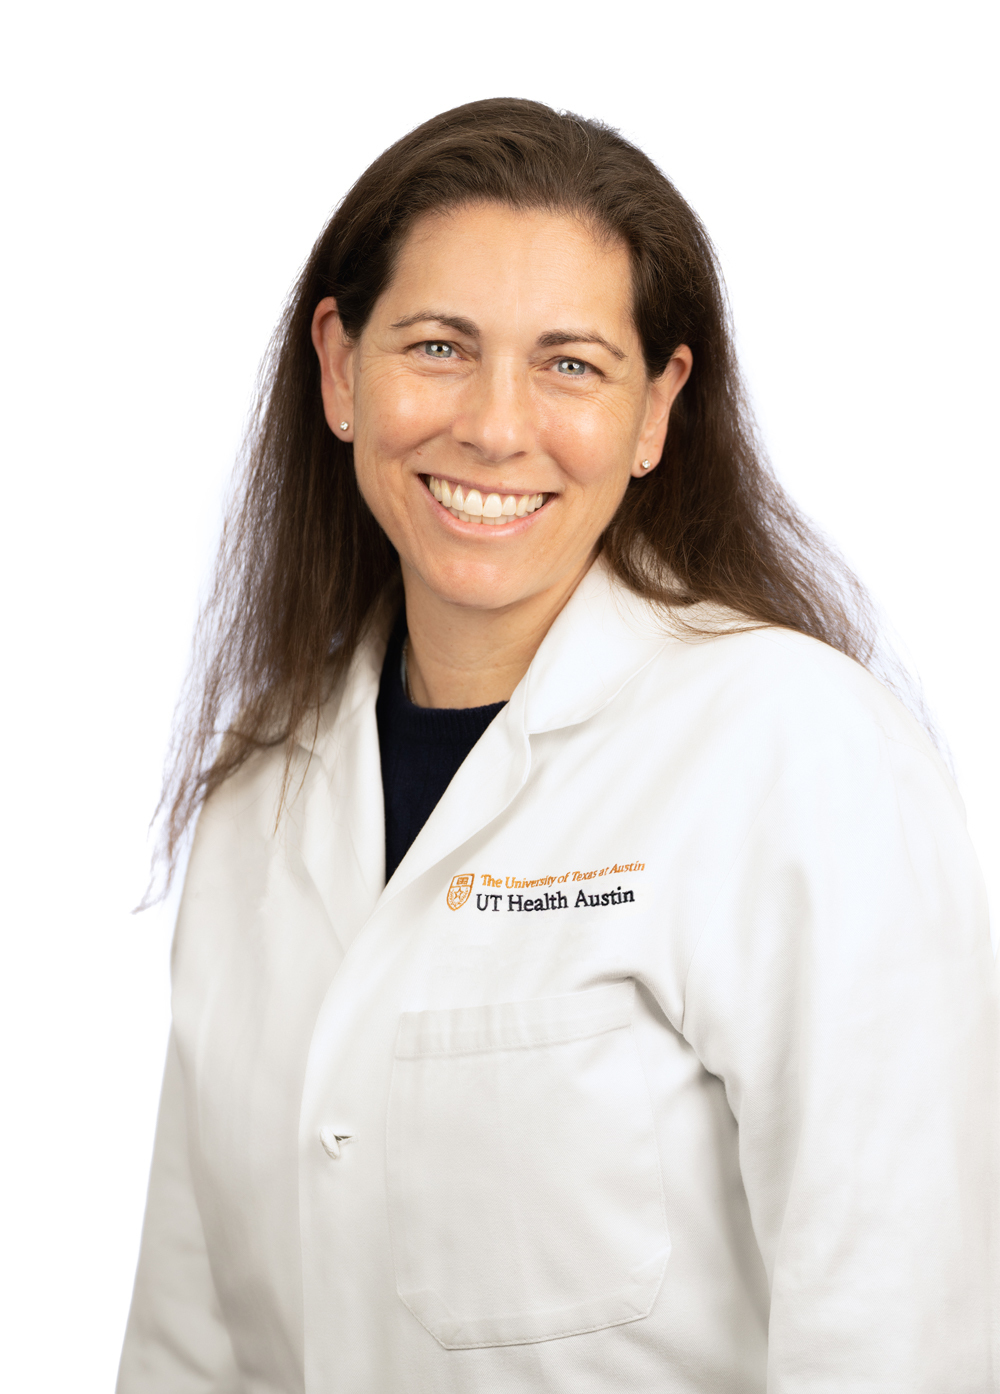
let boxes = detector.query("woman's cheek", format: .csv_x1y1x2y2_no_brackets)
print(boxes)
364,364,454,453
540,399,632,485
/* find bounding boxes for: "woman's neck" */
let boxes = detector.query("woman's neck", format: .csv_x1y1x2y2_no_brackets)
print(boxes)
400,558,593,709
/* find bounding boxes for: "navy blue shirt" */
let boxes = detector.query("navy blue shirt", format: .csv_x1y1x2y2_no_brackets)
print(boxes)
376,613,506,883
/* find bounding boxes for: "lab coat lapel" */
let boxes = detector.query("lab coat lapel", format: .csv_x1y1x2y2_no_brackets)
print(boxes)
377,560,674,905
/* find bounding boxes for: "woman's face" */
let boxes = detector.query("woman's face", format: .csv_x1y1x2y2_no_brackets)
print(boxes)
313,203,691,618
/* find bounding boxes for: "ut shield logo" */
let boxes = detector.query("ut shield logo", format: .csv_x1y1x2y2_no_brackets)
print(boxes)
447,873,474,910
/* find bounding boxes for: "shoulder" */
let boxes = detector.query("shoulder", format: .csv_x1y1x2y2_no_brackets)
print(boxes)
638,615,941,765
554,563,942,779
599,612,966,838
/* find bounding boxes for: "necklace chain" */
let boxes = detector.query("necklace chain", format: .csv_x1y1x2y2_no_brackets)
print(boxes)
401,636,413,702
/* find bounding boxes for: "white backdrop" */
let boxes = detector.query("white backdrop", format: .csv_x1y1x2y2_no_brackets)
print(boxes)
2,1,996,1387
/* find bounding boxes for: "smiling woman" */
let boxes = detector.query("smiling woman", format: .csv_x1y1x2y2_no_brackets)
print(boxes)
310,202,690,707
121,99,998,1393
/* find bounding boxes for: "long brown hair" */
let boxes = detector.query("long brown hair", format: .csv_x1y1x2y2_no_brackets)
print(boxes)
150,97,916,897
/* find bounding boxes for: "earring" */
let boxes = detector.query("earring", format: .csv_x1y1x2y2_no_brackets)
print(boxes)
640,460,651,470
339,421,350,432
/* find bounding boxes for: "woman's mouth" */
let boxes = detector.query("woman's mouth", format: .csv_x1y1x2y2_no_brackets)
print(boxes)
425,475,547,526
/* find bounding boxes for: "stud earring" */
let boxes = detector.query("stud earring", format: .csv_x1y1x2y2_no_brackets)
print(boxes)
339,421,350,432
640,460,651,470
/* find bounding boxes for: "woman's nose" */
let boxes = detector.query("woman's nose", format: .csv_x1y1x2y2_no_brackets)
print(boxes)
452,360,535,464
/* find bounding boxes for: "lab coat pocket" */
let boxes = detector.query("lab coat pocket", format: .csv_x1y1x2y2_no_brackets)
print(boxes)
386,981,670,1349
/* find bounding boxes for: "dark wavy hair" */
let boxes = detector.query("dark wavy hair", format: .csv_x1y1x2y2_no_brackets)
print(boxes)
149,96,914,898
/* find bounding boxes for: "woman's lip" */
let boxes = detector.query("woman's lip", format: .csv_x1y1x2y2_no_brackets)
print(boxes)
430,501,547,535
418,472,549,500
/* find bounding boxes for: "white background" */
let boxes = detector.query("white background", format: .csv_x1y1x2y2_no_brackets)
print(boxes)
1,1,996,1387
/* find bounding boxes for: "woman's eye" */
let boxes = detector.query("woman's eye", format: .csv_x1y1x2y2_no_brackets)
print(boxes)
556,358,588,376
423,341,454,358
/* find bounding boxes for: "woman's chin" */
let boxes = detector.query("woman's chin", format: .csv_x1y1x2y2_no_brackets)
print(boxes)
405,556,556,616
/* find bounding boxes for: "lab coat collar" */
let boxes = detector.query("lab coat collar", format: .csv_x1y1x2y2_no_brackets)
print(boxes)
301,557,677,761
521,557,679,734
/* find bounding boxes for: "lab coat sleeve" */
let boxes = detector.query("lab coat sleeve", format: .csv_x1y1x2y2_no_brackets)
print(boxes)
681,726,999,1392
116,1032,243,1394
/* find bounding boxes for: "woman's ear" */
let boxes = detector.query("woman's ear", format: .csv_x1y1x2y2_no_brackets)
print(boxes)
631,344,693,478
311,297,356,440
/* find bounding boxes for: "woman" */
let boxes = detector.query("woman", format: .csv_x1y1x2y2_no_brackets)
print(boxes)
119,99,998,1392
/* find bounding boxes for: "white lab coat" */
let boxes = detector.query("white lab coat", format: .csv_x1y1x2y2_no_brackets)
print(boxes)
118,560,999,1394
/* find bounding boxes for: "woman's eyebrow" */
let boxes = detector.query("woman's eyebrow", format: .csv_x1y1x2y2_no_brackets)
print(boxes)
536,330,626,360
390,312,478,336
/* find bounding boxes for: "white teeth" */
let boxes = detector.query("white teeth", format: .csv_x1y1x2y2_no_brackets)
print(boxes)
426,477,547,526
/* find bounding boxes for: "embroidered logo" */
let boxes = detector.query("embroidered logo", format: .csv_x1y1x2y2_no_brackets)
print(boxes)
447,873,474,911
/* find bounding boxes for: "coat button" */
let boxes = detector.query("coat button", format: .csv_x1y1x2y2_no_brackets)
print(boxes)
320,1126,356,1159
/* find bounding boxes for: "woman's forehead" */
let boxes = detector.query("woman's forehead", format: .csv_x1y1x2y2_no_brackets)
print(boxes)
378,202,635,338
